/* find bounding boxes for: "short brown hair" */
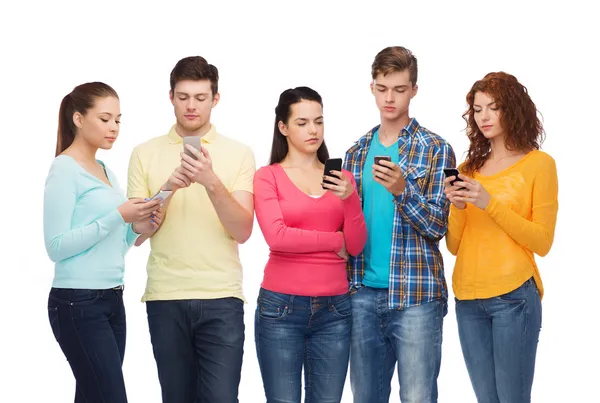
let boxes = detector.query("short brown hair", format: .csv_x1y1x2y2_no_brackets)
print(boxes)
371,46,418,86
170,56,219,95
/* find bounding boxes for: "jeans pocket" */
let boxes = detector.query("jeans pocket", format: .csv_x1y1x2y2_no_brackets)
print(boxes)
50,289,103,307
257,300,289,320
48,304,60,341
331,294,352,318
495,279,532,304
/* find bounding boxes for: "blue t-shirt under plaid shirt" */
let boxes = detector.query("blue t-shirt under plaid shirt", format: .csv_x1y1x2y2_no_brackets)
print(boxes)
343,118,456,310
361,129,398,288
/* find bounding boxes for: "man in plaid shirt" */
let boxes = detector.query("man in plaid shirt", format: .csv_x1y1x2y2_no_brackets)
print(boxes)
344,46,456,403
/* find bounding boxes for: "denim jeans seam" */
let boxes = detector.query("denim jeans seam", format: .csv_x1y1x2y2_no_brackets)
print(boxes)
519,295,530,401
67,304,106,402
305,340,312,403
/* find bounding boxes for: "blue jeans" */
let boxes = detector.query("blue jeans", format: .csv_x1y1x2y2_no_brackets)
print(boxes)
350,287,445,403
254,288,352,403
456,277,542,403
146,298,245,403
48,287,128,403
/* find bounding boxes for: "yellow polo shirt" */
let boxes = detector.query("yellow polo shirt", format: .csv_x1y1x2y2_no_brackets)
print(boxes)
127,124,255,302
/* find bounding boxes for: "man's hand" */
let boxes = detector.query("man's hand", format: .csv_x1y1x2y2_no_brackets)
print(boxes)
180,145,218,188
372,160,406,196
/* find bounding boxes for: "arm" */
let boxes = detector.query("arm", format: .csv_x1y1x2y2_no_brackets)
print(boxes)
395,143,456,241
341,174,367,256
445,205,467,255
126,148,153,247
484,157,558,256
44,160,125,262
125,225,140,248
254,167,344,253
207,185,254,244
205,147,255,244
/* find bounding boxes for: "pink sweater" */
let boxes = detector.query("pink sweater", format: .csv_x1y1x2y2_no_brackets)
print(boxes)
253,164,367,296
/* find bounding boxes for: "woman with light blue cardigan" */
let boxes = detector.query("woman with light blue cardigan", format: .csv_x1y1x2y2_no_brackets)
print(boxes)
44,82,163,403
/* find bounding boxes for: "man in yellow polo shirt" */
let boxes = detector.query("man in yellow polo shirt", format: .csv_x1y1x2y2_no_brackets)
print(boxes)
127,56,255,403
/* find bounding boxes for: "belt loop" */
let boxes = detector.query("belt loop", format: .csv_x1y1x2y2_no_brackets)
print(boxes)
288,295,294,314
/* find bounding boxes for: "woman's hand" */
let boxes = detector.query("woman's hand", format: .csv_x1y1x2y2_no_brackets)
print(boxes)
132,208,164,234
453,174,491,210
443,175,466,210
323,170,354,200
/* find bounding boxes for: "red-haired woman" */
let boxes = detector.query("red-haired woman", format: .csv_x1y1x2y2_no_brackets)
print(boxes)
443,72,558,403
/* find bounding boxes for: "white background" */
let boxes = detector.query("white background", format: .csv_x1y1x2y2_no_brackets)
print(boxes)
1,1,598,401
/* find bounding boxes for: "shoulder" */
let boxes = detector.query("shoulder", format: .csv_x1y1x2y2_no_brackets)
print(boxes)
255,164,278,181
216,133,253,155
132,134,170,156
527,150,555,166
414,125,453,151
48,155,78,175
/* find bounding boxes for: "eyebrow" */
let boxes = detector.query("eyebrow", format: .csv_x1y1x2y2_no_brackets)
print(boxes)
175,91,209,97
375,84,409,89
294,116,324,122
98,112,122,117
473,101,496,108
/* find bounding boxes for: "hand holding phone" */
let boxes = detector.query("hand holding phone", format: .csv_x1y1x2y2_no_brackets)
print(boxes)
374,155,392,166
322,158,343,189
443,168,462,187
183,136,202,160
148,189,173,202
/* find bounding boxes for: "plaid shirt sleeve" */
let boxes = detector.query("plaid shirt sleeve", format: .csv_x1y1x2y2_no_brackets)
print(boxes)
394,142,456,241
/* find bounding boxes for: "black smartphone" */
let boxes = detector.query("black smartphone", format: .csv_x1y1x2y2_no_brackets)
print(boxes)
374,155,392,166
322,158,343,189
443,168,461,186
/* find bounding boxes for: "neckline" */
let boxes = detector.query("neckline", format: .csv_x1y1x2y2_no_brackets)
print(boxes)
475,150,538,179
58,155,113,188
274,163,330,201
374,129,399,150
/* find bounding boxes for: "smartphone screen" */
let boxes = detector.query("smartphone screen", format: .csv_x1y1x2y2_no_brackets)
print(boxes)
322,158,343,189
443,168,461,186
183,136,202,160
149,190,173,201
374,156,392,166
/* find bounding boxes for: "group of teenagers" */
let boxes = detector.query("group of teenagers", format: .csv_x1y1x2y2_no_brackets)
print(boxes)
43,46,559,403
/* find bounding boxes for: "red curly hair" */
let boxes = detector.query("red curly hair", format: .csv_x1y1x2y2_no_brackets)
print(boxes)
462,72,545,174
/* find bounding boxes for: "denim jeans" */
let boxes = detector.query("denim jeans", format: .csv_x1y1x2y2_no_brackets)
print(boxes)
48,287,128,403
146,298,245,403
350,286,445,403
254,287,352,403
456,277,542,403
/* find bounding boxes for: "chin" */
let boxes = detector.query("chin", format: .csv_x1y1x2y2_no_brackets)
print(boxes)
380,109,402,121
100,144,115,150
179,119,205,132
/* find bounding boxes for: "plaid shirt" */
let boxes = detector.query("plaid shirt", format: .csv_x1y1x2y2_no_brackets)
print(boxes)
344,118,456,310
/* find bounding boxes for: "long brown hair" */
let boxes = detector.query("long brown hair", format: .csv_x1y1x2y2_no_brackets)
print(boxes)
269,86,329,165
462,72,544,174
56,82,119,156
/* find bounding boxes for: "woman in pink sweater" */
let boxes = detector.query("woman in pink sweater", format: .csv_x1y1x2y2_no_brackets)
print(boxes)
253,86,367,403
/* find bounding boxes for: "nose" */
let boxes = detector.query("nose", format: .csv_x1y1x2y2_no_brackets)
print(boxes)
481,108,490,121
385,89,394,103
308,122,317,135
186,98,196,111
110,120,119,132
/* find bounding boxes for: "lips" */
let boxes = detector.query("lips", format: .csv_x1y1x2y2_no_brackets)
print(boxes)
105,137,116,142
306,138,318,143
184,114,197,119
384,107,396,111
481,125,493,130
